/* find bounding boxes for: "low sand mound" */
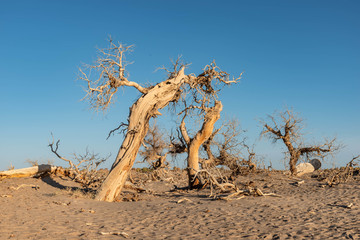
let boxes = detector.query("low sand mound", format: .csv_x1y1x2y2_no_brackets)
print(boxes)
0,169,359,239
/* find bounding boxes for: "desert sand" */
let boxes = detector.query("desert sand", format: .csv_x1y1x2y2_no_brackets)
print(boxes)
1,169,359,239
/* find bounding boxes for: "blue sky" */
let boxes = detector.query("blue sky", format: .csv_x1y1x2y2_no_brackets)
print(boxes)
0,0,359,171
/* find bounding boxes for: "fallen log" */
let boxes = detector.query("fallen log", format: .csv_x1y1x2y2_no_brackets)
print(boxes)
0,165,60,179
0,165,146,192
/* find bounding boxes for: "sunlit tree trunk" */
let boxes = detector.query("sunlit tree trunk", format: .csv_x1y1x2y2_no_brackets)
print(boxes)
95,69,186,202
185,101,223,188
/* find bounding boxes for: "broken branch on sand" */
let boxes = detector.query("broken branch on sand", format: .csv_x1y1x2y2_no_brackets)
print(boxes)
0,165,59,179
99,231,129,238
10,184,39,190
192,168,280,200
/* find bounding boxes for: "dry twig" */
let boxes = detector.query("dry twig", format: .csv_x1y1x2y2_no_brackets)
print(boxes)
321,155,360,186
10,184,39,190
99,231,129,238
48,135,108,188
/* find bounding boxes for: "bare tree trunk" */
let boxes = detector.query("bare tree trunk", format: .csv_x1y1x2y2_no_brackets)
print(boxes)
289,153,299,175
95,69,186,202
0,165,58,179
187,101,223,188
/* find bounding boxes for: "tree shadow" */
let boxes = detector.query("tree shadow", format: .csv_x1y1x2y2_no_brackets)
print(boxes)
40,174,80,191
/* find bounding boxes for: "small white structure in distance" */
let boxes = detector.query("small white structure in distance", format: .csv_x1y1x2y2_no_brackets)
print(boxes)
296,159,321,176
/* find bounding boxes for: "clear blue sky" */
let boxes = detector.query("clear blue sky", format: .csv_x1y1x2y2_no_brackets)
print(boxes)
0,0,359,171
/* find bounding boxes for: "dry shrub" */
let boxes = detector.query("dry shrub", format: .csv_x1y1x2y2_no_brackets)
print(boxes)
317,155,360,186
49,136,109,189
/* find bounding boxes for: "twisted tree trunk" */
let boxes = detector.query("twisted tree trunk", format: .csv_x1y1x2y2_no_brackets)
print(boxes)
187,101,223,188
95,69,186,202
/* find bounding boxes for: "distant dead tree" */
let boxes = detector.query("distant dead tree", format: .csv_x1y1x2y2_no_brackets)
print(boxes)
139,124,169,170
80,38,241,201
260,108,341,175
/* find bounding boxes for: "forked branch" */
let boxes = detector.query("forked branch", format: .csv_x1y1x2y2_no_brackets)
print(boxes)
48,136,108,188
80,39,149,111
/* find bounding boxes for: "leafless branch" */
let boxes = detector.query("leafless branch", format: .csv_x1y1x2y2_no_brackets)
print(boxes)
320,155,360,186
139,125,169,169
107,122,129,139
157,56,191,79
48,135,109,188
80,39,149,111
200,119,257,174
184,60,242,110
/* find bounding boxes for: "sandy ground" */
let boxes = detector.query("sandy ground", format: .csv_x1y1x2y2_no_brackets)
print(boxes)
1,169,359,240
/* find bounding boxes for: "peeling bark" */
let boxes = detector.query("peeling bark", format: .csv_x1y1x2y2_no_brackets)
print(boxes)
95,69,186,201
0,165,59,179
186,101,223,188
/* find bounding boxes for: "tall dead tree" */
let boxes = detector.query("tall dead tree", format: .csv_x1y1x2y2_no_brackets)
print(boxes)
80,39,241,201
177,101,223,188
260,108,340,175
168,60,240,188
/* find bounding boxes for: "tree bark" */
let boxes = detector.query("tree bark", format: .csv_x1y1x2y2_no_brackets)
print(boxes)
0,165,58,179
187,101,223,188
95,69,186,202
289,154,299,175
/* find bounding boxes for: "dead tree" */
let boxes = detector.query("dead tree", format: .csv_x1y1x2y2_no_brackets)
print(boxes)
80,39,241,201
260,108,340,175
139,124,168,170
177,101,223,188
200,119,257,174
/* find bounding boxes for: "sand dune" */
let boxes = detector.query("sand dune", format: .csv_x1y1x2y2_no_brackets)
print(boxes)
1,170,359,239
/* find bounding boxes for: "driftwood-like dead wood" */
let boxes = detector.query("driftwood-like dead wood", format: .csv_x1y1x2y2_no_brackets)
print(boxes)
193,169,236,193
99,231,129,238
177,197,193,204
0,165,90,185
10,184,40,190
1,194,13,198
192,168,280,200
0,165,144,193
218,186,281,201
0,165,59,179
321,155,360,186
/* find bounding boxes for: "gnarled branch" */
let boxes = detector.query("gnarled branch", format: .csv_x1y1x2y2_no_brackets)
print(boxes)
80,39,149,111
